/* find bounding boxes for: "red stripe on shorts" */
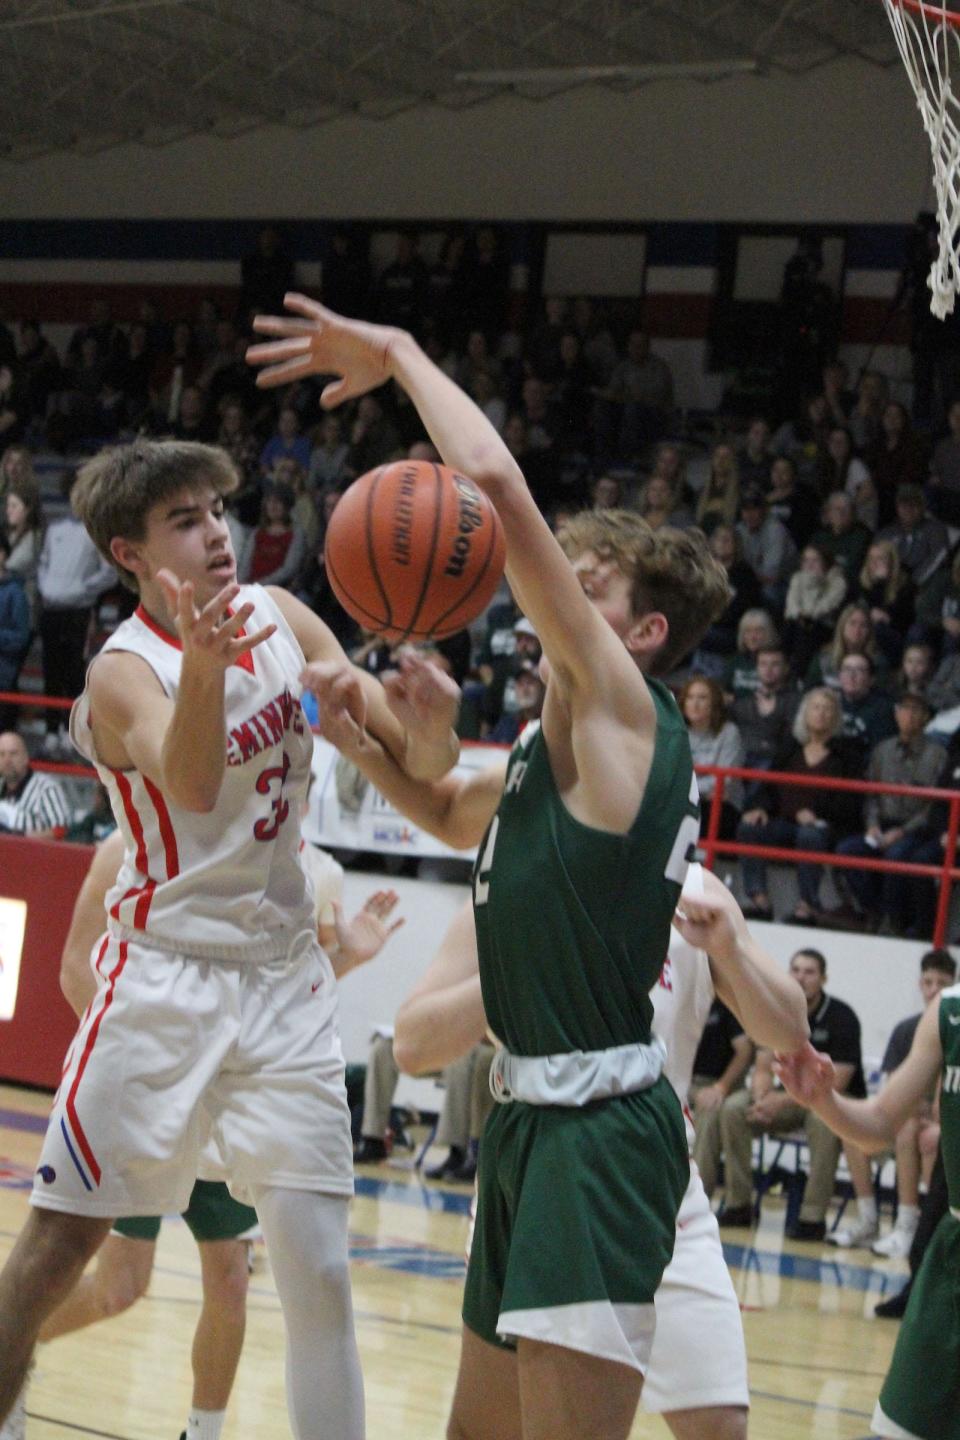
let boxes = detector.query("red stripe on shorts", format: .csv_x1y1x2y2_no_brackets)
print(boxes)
65,939,129,1188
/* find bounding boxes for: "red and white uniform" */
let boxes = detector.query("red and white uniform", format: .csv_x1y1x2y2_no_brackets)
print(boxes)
71,588,315,959
33,587,353,1218
641,862,749,1415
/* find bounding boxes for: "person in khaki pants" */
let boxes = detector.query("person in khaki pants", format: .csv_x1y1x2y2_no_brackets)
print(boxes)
715,947,866,1241
688,998,754,1197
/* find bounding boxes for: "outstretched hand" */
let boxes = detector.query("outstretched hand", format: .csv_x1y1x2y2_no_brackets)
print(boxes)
246,294,403,407
332,890,404,970
381,649,461,740
157,572,275,672
773,1041,836,1108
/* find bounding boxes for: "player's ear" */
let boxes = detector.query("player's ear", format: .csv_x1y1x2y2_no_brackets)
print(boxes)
110,535,145,579
626,610,667,660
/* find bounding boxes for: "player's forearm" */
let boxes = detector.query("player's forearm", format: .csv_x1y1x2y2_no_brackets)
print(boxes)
60,958,97,1017
339,735,479,849
401,726,460,782
387,334,524,501
714,939,809,1055
160,664,227,812
394,975,487,1074
809,1090,896,1154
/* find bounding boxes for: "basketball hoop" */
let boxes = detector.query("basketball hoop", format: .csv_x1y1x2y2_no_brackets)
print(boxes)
884,0,960,316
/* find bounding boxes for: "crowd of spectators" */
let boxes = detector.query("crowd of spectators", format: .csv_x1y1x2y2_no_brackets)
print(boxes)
2,224,960,921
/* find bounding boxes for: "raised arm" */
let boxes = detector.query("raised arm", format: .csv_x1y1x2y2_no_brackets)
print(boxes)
672,868,809,1054
393,901,488,1075
776,1002,943,1154
247,300,654,731
60,829,124,1016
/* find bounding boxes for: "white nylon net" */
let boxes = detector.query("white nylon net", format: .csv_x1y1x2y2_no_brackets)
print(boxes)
884,0,960,316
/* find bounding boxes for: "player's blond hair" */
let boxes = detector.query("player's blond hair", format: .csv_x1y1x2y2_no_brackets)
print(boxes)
72,440,239,591
557,509,731,675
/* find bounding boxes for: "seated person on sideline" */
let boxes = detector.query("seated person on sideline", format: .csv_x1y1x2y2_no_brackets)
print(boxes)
835,692,944,936
735,687,860,925
687,999,754,1205
353,1033,496,1184
828,948,957,1253
0,729,70,839
714,947,865,1241
724,608,780,701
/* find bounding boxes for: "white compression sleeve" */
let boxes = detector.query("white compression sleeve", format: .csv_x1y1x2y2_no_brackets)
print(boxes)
252,1187,365,1440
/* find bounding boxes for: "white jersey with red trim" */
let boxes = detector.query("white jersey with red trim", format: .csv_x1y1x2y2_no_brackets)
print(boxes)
70,585,315,961
651,862,715,1149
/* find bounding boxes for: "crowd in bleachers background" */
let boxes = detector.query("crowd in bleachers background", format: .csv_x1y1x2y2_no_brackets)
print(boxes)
3,222,960,934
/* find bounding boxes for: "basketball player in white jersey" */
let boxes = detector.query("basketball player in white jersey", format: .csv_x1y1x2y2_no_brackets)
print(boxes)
0,438,459,1439
390,857,807,1440
0,828,403,1440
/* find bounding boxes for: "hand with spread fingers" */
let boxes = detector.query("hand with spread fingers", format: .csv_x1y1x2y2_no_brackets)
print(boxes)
774,1041,836,1107
246,294,403,407
157,571,276,673
381,649,461,743
333,890,405,972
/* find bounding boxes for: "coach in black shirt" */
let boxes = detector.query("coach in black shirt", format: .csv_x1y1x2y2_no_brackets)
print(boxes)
715,947,865,1240
689,1000,753,1197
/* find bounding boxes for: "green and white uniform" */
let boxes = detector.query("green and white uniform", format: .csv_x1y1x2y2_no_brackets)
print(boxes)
875,982,960,1440
464,686,698,1372
113,1178,258,1244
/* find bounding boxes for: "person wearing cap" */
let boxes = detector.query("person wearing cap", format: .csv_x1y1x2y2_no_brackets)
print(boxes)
878,482,950,592
834,690,946,934
736,486,797,613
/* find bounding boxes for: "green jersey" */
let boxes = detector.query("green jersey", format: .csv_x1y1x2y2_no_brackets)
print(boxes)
472,679,700,1057
939,983,960,1212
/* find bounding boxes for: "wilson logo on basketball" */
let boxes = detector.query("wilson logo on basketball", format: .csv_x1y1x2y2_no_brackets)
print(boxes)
443,477,485,578
392,466,417,567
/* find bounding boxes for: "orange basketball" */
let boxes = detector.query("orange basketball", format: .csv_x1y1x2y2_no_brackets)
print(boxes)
324,460,506,643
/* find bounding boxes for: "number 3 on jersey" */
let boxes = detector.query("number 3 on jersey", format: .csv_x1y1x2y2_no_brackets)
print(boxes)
254,751,291,842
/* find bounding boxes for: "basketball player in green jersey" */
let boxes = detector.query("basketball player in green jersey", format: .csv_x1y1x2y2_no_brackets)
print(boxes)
777,996,960,1439
247,298,731,1440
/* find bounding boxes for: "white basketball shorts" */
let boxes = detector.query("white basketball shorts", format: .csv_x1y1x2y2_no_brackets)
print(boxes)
32,930,353,1218
641,1160,749,1413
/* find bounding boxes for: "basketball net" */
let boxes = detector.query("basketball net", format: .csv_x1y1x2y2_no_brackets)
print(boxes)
884,0,960,316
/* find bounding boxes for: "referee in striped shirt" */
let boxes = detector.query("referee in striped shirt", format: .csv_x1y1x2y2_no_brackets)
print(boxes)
0,730,70,840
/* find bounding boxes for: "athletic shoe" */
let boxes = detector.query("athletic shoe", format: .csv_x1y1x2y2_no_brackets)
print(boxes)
353,1136,388,1164
875,1285,910,1319
716,1204,754,1228
825,1215,880,1248
785,1218,827,1242
871,1223,917,1259
425,1146,466,1180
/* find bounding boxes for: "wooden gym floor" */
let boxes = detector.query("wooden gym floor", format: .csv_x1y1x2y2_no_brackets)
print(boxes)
1,1084,902,1439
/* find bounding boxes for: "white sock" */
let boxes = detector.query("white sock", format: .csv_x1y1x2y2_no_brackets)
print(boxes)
857,1196,878,1225
186,1410,226,1440
896,1204,920,1231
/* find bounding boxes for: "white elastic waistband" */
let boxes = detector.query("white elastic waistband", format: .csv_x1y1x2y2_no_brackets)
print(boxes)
109,921,314,965
489,1035,667,1107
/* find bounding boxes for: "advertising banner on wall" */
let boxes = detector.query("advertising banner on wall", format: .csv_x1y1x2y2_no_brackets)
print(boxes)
303,737,506,861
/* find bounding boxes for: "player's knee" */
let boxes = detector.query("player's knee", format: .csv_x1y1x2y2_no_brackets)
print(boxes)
202,1246,250,1318
98,1268,148,1318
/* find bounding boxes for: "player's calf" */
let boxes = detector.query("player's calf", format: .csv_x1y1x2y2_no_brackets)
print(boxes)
0,1210,112,1421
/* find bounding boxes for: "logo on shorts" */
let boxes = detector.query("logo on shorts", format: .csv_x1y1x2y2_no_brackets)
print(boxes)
311,980,322,994
36,1165,56,1184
